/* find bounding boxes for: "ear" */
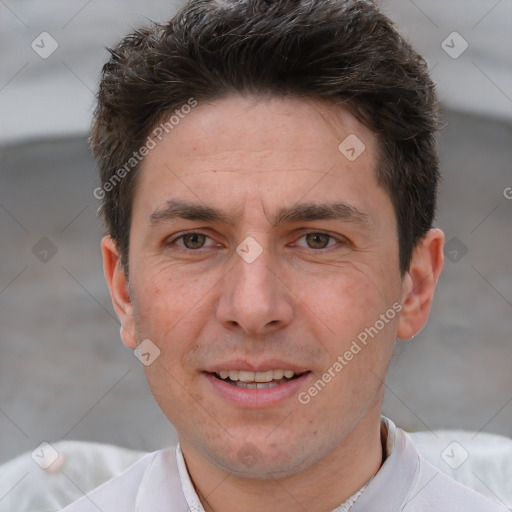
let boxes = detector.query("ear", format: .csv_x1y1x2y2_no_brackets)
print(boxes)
397,229,444,340
101,236,138,349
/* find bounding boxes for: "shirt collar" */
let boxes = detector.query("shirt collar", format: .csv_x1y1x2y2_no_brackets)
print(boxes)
136,446,190,511
351,417,419,512
176,443,206,512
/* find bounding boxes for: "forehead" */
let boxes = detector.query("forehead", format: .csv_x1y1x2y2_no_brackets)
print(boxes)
133,95,385,221
153,95,377,170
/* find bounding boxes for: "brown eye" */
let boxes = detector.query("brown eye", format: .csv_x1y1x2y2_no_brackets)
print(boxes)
181,233,207,249
305,233,332,249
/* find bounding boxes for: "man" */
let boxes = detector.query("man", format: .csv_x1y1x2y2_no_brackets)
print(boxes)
64,0,507,510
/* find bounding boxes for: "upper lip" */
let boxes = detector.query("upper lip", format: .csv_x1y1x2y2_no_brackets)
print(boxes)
205,359,310,374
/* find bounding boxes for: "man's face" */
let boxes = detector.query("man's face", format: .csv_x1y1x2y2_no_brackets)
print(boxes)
115,95,409,477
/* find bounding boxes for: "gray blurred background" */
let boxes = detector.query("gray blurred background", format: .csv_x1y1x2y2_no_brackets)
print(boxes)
0,0,511,465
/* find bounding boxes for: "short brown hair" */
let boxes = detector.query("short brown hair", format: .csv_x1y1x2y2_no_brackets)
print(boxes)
91,0,440,275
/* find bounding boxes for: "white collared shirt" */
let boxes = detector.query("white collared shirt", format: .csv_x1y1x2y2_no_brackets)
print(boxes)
61,418,507,511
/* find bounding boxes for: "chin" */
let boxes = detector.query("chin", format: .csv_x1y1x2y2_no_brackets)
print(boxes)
209,440,312,480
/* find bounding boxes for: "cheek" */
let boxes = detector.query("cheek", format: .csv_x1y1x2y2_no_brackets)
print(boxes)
293,268,399,386
134,271,210,422
133,264,209,326
143,361,208,437
130,266,212,364
294,268,385,337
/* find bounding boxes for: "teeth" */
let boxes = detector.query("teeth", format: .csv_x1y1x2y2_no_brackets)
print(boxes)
216,369,297,382
233,381,280,389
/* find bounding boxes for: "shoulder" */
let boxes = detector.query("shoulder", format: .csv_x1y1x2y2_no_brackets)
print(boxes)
61,445,191,512
356,420,509,512
403,439,508,511
60,450,158,511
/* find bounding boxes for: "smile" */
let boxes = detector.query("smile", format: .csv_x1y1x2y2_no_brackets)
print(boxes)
205,368,311,408
214,369,303,389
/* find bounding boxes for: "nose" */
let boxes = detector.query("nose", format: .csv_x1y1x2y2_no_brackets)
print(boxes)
215,243,294,335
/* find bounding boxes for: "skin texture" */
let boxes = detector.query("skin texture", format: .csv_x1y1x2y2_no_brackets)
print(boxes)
102,95,444,512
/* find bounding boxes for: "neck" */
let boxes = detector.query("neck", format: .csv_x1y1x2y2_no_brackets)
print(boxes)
180,413,384,512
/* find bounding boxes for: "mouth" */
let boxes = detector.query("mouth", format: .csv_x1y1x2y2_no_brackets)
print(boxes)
210,369,308,389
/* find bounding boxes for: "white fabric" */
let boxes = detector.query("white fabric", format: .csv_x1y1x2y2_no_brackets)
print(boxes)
409,429,512,510
0,441,145,512
1,420,510,511
175,445,203,512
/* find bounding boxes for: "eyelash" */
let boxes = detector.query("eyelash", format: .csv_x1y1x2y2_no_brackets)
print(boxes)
166,231,346,252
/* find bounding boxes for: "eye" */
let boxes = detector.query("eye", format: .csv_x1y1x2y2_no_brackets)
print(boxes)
170,232,216,250
296,232,338,249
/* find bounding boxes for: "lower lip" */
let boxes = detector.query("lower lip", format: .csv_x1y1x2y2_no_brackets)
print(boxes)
204,372,311,408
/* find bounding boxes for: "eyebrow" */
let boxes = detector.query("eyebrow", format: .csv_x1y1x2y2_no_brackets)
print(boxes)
149,199,371,229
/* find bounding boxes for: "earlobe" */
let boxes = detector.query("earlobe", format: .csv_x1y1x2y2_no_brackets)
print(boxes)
397,229,445,340
101,236,138,349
